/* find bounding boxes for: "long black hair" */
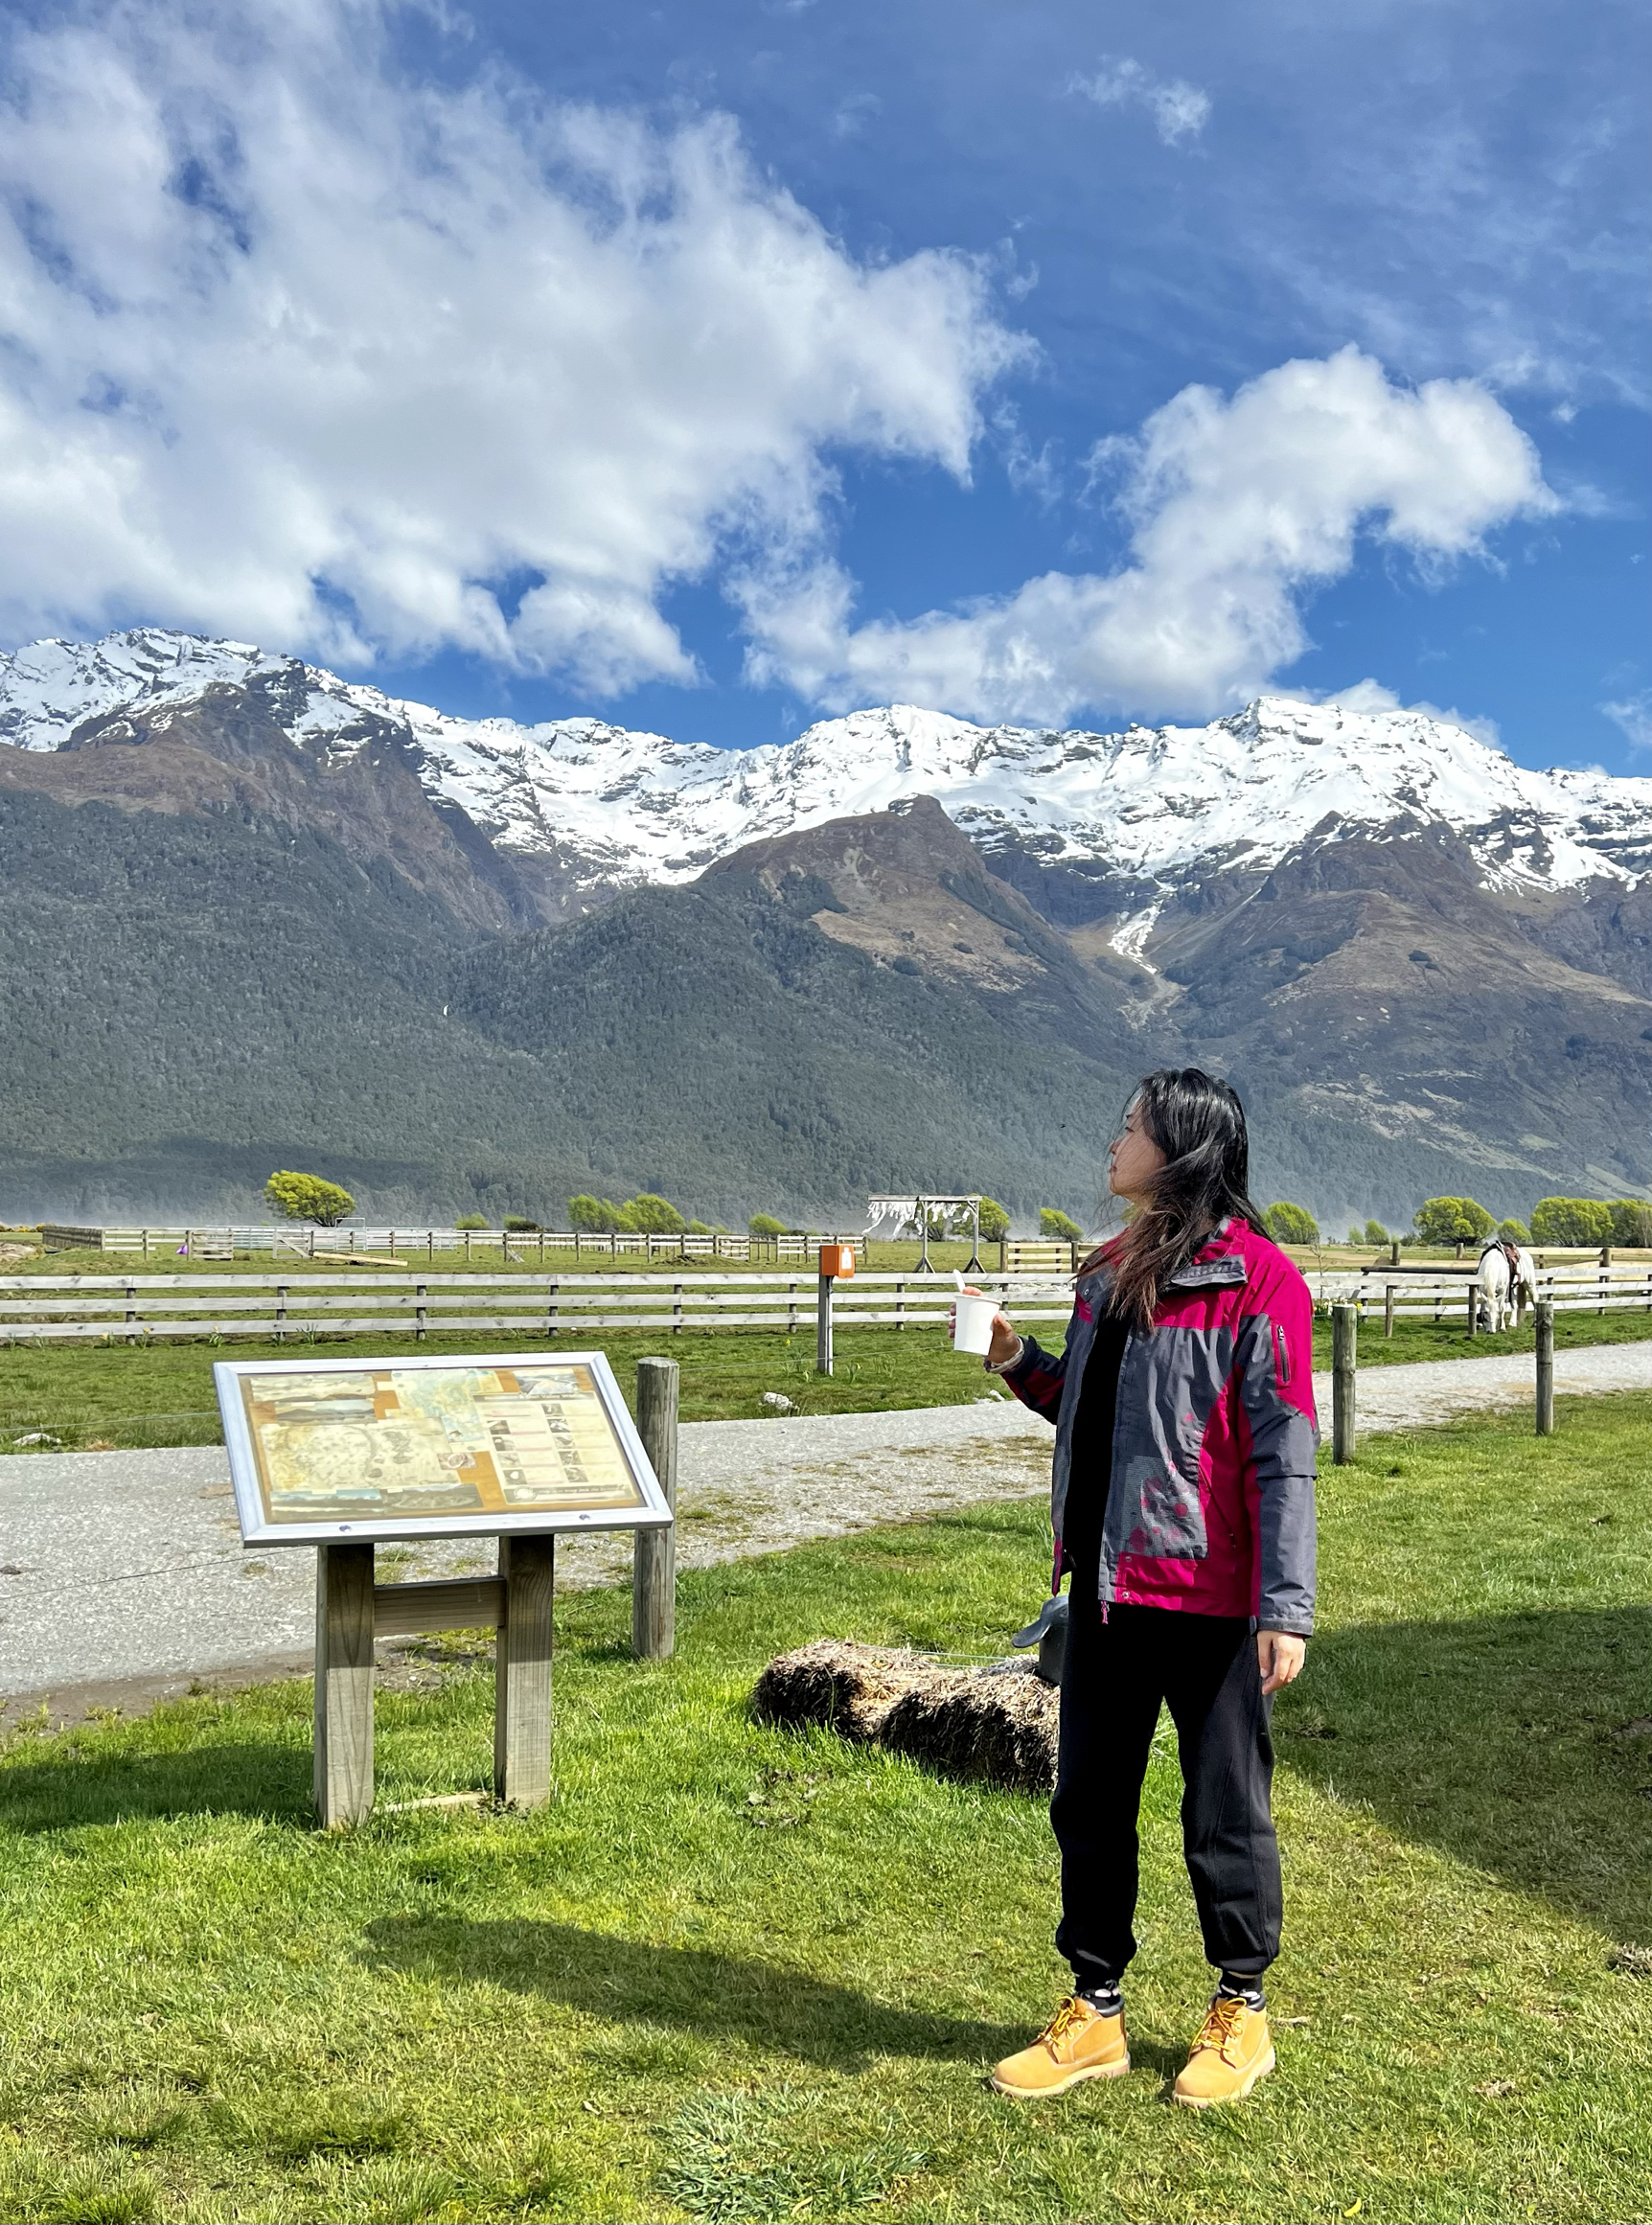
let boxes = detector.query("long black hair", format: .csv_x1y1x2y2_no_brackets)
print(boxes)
1085,1067,1270,1328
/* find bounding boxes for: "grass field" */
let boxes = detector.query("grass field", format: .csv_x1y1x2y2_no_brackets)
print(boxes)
3,1301,1651,1453
0,1392,1648,2222
0,1240,1023,1280
7,1237,1642,1283
0,1328,998,1452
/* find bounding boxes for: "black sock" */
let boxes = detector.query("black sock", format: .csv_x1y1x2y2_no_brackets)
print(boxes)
1216,1974,1266,2010
1077,1980,1123,2017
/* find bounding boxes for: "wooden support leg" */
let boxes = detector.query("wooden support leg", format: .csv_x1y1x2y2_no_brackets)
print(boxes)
494,1535,555,1808
632,1358,679,1660
1332,1303,1357,1465
314,1542,376,1827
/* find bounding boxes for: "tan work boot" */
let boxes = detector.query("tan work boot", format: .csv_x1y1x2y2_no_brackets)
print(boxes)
990,1995,1130,2099
1171,1995,1275,2107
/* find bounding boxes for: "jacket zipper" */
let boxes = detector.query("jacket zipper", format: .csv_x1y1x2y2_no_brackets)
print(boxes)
1273,1319,1292,1385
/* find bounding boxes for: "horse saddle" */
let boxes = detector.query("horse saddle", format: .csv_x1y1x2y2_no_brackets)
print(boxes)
1483,1238,1523,1283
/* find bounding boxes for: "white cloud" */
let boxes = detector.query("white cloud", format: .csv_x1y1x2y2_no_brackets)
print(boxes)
1308,679,1501,748
743,348,1557,726
0,0,1026,691
1601,692,1652,749
831,93,882,140
1069,57,1210,147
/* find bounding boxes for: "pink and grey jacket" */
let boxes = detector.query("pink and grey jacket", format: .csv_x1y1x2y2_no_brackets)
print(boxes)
1001,1216,1319,1634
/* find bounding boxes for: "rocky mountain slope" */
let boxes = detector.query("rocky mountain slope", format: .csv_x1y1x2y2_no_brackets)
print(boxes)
2,628,1649,1223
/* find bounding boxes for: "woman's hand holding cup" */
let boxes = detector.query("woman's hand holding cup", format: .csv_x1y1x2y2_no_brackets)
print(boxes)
950,1284,1021,1365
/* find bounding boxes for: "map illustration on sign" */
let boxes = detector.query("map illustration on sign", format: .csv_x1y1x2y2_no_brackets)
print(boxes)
216,1351,672,1545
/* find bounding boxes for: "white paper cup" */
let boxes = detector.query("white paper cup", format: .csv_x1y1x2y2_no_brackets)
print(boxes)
952,1291,999,1357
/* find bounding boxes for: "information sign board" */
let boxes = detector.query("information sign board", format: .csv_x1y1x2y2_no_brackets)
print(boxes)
215,1350,673,1546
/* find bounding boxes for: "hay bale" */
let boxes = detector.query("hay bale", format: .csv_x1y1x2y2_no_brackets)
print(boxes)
881,1669,1058,1795
751,1640,943,1740
753,1640,1060,1794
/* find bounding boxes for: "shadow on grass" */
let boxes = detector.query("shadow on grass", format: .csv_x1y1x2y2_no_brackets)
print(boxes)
361,1916,1023,2068
1281,1605,1652,1946
0,1740,310,1832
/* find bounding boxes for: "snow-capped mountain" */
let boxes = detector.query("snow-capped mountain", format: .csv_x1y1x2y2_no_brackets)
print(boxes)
6,629,1652,1227
2,627,1647,904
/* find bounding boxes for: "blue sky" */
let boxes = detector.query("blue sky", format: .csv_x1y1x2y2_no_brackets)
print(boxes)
2,0,1646,769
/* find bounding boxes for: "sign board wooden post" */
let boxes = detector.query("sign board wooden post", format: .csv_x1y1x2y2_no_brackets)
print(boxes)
215,1351,672,1827
631,1358,679,1659
314,1541,376,1827
494,1534,557,1806
1331,1304,1357,1464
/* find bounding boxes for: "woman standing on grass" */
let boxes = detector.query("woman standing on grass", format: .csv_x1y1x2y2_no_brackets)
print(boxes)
982,1068,1319,2108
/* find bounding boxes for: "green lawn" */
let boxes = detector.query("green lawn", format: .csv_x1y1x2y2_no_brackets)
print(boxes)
4,1299,1650,1454
1,1239,1012,1280
0,1393,1648,2222
0,1327,1000,1452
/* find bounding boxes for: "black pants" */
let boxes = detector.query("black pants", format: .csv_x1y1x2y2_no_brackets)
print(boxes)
1052,1598,1281,1988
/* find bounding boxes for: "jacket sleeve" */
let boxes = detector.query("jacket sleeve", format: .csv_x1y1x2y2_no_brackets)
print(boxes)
999,1330,1070,1425
1235,1268,1319,1636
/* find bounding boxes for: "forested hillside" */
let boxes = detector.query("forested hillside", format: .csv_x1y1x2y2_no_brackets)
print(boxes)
0,788,1143,1225
3,702,1650,1227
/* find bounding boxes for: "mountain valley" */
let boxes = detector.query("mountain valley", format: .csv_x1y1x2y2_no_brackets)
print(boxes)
1,630,1648,1227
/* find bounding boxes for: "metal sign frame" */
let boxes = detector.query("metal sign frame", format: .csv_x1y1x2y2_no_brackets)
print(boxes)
216,1349,673,1547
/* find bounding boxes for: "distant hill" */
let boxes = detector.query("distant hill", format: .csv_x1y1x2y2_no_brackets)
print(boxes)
1,629,1649,1227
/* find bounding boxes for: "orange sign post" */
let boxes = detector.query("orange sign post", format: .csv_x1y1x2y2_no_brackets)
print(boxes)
815,1243,855,1373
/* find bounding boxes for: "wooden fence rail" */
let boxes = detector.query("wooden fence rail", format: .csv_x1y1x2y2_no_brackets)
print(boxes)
36,1226,835,1264
1349,1264,1652,1335
3,1261,1645,1349
0,1270,1077,1346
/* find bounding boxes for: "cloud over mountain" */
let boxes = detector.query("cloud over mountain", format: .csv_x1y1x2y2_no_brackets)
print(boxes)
0,0,1024,692
0,2,1568,736
743,349,1556,724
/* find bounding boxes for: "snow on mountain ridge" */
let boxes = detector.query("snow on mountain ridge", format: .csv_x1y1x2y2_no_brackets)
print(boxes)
1,628,1647,896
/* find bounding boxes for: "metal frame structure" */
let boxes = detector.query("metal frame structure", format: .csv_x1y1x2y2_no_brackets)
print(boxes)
864,1194,984,1273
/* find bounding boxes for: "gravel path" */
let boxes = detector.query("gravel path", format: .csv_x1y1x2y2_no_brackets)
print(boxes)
1,1342,1648,1719
0,1396,1049,1717
1344,1338,1652,1431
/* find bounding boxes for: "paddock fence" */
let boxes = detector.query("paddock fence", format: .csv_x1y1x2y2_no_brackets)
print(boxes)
0,1270,1079,1347
34,1225,835,1264
1342,1260,1652,1335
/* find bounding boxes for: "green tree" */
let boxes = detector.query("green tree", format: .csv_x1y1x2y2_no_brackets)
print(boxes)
1264,1202,1319,1246
567,1195,621,1232
686,1219,714,1236
1364,1219,1388,1245
619,1193,686,1235
502,1214,540,1233
264,1170,356,1227
976,1197,1011,1243
1040,1207,1083,1243
1530,1197,1614,1247
1496,1217,1531,1246
1610,1200,1652,1247
453,1213,489,1231
748,1213,787,1238
1412,1197,1494,1246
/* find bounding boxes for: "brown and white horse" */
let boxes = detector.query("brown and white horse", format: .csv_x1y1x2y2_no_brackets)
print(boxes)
1476,1241,1538,1333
